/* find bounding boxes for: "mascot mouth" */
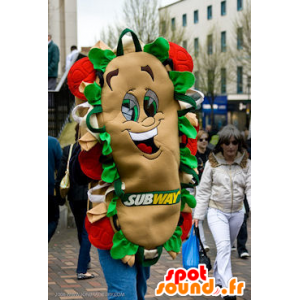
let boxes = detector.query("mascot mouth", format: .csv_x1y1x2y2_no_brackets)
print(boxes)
129,128,160,154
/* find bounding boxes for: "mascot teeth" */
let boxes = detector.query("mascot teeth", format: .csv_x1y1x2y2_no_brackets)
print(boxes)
129,127,157,141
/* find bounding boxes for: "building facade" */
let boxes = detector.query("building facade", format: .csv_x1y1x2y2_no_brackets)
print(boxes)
159,0,251,131
48,0,78,79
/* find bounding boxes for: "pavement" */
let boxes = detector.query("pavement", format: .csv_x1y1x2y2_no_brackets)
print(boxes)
49,216,251,300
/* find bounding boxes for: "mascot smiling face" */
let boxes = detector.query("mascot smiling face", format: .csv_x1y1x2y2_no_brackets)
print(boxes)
100,51,180,194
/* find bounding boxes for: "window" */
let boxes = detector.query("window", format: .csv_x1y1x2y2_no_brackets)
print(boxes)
221,31,226,52
247,76,251,92
182,14,187,27
221,68,226,94
171,17,176,31
207,34,213,54
194,10,199,23
194,71,199,90
237,67,243,93
207,5,212,20
237,27,243,49
182,40,187,50
221,1,226,16
237,0,243,11
194,38,199,56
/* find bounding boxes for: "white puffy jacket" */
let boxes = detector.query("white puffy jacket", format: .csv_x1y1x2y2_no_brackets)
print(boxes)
194,151,251,221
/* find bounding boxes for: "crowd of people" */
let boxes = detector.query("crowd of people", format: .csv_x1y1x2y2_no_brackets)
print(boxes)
48,122,251,300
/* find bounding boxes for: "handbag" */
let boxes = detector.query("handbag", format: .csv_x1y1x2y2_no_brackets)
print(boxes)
59,143,74,198
194,225,212,271
182,224,199,269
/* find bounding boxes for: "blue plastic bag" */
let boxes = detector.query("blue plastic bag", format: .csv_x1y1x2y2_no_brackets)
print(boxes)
182,224,200,269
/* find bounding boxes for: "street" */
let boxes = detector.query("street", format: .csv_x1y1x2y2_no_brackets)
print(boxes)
49,216,251,299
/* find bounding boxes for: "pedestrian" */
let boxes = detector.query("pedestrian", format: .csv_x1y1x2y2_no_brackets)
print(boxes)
56,124,94,280
234,129,251,258
205,124,212,139
236,196,250,258
69,142,150,299
193,124,251,300
196,129,211,179
205,124,219,151
65,45,79,71
246,123,251,159
48,136,63,242
194,129,211,252
48,34,60,90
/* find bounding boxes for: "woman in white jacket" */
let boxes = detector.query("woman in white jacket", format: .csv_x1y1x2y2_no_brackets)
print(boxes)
193,125,251,300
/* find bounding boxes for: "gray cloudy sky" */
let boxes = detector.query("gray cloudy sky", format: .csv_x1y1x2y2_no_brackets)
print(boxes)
77,0,178,48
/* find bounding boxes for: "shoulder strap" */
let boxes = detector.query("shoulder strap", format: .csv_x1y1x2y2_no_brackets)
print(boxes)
194,225,208,257
66,143,74,171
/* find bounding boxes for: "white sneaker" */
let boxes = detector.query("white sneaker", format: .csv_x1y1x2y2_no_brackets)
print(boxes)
240,252,250,258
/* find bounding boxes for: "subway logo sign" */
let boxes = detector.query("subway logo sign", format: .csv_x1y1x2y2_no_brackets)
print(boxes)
122,189,181,207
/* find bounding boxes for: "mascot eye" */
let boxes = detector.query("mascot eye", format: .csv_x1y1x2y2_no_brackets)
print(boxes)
122,93,139,122
144,90,158,117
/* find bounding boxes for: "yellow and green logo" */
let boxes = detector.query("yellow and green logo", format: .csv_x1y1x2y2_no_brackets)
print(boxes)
122,189,181,207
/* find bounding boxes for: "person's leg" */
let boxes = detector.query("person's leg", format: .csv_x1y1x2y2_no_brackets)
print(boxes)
48,77,57,107
193,206,209,249
48,195,59,242
198,220,209,250
212,259,222,287
229,210,244,246
69,201,85,245
76,222,92,274
136,263,150,300
69,201,91,274
98,249,138,300
48,77,57,90
48,220,58,242
207,208,232,288
237,214,248,256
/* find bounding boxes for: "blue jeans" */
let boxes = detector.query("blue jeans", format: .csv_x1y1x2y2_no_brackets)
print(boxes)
48,220,58,242
76,222,91,273
97,249,150,300
48,194,59,242
69,200,91,274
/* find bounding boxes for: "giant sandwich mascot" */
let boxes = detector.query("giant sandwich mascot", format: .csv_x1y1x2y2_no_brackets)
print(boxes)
67,29,204,267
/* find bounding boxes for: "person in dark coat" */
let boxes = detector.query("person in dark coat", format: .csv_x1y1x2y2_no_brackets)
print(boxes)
235,133,251,258
236,196,250,258
48,136,62,242
48,34,60,90
56,125,94,280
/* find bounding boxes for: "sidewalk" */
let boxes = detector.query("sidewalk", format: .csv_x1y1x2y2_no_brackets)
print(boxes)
49,216,251,300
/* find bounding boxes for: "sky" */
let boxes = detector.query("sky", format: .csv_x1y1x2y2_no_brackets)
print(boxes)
77,0,179,49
